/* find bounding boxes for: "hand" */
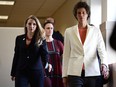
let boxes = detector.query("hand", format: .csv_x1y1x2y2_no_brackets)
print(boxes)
48,64,52,72
11,76,15,81
63,77,68,87
101,64,109,79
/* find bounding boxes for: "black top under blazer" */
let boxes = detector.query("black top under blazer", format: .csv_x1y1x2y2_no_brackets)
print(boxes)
11,34,48,77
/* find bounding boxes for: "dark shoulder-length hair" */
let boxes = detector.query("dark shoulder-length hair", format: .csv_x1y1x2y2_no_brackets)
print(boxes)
43,21,54,29
24,15,45,46
73,1,90,20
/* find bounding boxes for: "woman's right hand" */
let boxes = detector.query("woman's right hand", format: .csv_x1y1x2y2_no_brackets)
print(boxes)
11,76,15,81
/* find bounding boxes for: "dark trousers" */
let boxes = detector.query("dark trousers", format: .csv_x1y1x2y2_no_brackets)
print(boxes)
68,71,103,87
15,69,44,87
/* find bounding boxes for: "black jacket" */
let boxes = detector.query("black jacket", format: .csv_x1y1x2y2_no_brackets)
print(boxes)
11,34,48,76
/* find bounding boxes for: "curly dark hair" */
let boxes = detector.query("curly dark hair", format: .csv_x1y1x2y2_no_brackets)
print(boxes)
73,1,90,20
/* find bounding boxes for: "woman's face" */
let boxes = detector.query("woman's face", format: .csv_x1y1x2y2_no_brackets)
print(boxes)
44,23,54,37
76,8,88,24
26,18,37,34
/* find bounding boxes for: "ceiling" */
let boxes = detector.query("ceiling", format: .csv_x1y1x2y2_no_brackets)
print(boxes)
0,0,67,27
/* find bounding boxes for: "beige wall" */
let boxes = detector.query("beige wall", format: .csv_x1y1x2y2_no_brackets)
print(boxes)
52,0,80,35
0,27,24,87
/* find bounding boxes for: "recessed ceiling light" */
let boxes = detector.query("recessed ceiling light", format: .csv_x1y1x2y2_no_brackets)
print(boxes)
0,1,14,5
0,16,8,19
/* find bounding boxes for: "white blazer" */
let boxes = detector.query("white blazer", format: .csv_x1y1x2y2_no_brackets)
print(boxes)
62,24,108,77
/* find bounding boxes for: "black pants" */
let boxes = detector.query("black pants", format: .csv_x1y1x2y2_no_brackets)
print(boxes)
68,70,103,87
15,69,44,87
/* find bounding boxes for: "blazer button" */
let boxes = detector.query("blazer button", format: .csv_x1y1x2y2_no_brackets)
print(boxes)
27,56,29,59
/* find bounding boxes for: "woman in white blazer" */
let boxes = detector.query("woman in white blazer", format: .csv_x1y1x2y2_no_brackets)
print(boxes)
62,1,109,87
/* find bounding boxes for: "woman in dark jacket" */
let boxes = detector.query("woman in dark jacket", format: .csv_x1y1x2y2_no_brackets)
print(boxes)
11,15,51,87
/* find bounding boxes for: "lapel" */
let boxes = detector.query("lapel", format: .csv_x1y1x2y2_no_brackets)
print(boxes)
20,34,26,49
73,25,83,47
83,25,93,47
72,24,93,48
